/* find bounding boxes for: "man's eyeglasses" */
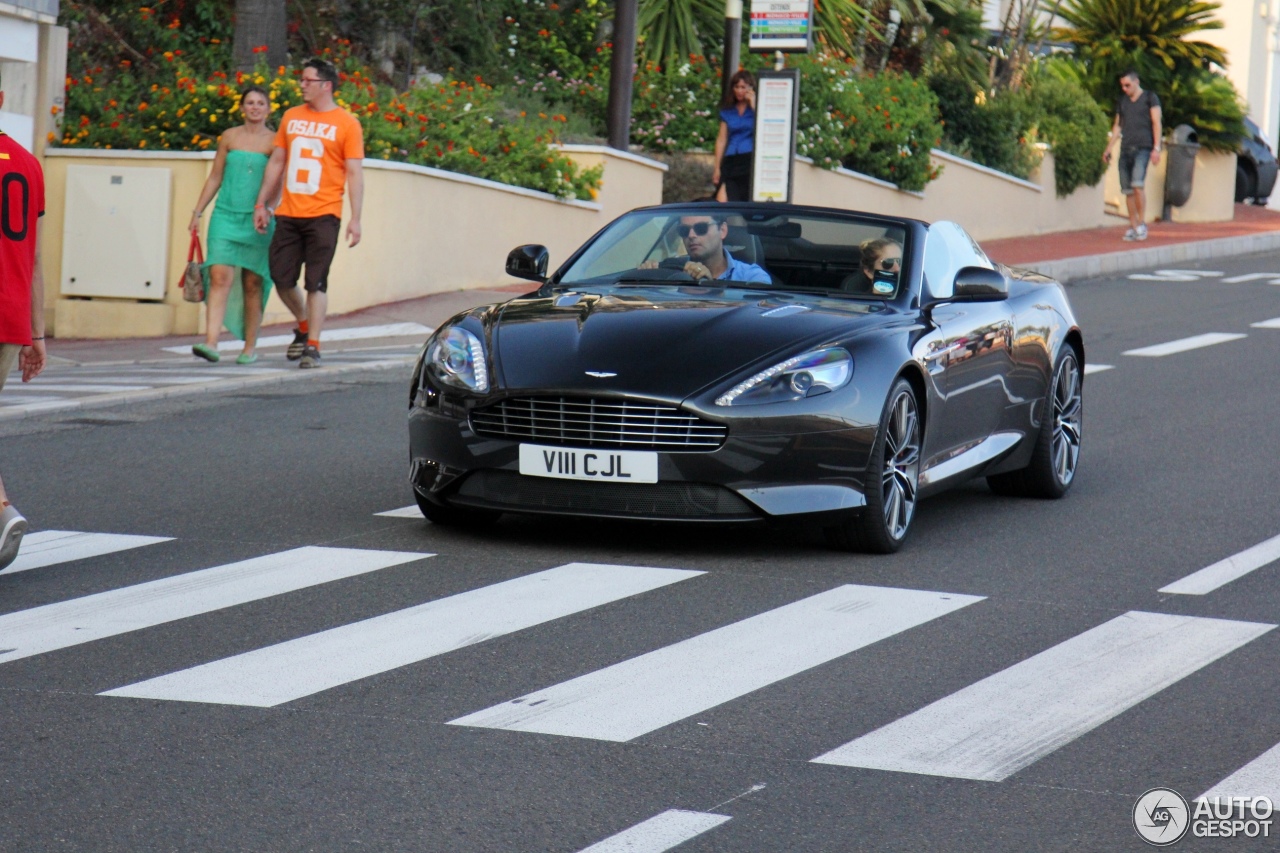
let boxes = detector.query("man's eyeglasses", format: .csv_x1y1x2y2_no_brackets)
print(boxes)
878,257,901,270
677,222,717,238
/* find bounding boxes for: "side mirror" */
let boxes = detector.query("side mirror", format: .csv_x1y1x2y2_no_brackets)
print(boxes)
952,266,1008,301
506,244,549,282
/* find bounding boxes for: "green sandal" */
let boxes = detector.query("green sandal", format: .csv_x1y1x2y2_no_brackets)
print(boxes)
236,353,259,365
193,343,221,363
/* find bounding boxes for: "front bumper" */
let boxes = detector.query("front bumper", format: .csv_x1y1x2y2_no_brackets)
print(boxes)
409,388,875,523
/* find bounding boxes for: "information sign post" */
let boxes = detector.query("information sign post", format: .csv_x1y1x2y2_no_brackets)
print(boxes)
751,69,800,203
748,0,814,53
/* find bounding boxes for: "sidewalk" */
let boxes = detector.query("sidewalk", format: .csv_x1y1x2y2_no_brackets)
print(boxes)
6,203,1279,422
984,202,1280,281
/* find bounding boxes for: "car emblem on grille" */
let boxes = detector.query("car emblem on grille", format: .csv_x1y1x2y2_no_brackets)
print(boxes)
585,371,618,378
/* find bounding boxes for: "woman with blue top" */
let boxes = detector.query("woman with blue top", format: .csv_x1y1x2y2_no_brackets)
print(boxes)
713,70,756,202
187,85,277,364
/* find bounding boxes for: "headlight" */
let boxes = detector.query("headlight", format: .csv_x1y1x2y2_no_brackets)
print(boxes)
426,325,489,393
715,348,852,406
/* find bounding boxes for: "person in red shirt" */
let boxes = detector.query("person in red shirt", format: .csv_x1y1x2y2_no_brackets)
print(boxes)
253,58,364,369
0,73,48,570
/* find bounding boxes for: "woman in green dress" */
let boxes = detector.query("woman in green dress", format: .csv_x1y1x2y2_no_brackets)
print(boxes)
188,85,277,364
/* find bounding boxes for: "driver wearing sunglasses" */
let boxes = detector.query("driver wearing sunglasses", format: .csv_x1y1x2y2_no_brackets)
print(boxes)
640,215,771,284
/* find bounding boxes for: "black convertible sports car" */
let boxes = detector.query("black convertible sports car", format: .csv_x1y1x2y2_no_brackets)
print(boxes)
408,202,1084,552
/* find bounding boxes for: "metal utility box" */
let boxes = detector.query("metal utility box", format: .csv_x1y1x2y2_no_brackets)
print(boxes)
1164,124,1200,209
60,165,171,300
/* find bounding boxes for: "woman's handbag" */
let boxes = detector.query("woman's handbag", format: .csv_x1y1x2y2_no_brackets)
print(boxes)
180,232,205,303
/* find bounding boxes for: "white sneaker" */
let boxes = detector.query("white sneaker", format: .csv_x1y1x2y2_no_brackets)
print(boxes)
1122,228,1138,241
0,504,28,571
1135,224,1149,241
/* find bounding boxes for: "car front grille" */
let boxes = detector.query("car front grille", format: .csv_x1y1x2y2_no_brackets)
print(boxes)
469,396,727,451
449,470,758,520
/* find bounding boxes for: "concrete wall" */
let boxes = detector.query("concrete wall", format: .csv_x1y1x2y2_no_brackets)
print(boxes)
40,139,1235,339
43,145,666,338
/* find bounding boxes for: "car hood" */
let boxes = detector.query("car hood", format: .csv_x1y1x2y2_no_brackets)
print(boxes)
491,286,894,398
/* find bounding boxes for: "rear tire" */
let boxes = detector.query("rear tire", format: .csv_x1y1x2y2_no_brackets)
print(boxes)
1236,163,1256,203
413,488,501,527
987,346,1082,499
825,379,921,554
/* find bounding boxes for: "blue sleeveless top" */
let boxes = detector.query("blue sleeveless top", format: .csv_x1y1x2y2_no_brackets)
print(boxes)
720,106,755,156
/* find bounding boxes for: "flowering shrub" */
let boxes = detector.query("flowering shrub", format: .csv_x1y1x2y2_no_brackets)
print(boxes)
57,42,601,200
790,54,942,192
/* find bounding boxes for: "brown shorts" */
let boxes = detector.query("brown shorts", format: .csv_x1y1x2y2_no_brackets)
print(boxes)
269,214,341,293
0,344,19,394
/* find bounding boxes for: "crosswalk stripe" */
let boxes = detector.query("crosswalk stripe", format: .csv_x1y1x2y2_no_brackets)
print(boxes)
1159,533,1280,595
1252,318,1280,329
374,505,421,518
810,611,1273,781
1199,742,1280,803
1122,333,1248,357
449,584,984,743
0,546,430,664
1,531,173,575
1083,364,1113,375
0,394,69,405
100,563,703,707
576,810,731,853
159,322,432,354
15,383,154,392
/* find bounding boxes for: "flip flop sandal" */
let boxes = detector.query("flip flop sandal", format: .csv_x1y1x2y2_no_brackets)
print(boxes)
192,343,221,362
236,353,259,365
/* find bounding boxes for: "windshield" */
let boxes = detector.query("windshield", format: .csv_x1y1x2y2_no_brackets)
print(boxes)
557,207,909,298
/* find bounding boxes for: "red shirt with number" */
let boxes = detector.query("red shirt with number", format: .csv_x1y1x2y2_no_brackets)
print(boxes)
0,131,44,346
273,105,364,219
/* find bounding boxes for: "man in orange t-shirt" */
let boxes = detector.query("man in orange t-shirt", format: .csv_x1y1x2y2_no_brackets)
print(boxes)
254,57,364,369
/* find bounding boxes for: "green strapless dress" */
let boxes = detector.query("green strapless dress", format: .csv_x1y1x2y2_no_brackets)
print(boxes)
203,149,275,340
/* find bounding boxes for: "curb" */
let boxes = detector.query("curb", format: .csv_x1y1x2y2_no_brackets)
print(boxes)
1017,231,1280,283
0,357,416,423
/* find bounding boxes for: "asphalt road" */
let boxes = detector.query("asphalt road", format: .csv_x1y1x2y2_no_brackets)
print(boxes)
1,254,1278,852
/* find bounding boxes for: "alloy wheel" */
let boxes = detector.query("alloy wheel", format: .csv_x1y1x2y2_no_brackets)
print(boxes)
881,390,921,540
1052,354,1082,486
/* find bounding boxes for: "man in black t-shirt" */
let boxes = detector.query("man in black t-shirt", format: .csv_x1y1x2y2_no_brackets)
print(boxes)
1102,69,1163,242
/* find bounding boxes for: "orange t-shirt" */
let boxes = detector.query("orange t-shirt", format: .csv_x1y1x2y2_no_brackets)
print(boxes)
273,105,364,219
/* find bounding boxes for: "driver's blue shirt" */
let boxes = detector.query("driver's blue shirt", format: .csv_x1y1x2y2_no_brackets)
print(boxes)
718,249,771,283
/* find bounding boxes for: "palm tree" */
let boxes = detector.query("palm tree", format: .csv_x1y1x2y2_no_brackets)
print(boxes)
1053,0,1227,75
637,0,873,70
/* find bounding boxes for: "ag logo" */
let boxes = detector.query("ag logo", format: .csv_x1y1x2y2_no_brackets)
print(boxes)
1134,787,1190,846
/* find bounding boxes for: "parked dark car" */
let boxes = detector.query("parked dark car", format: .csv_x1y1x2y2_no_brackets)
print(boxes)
408,203,1085,553
1236,116,1277,204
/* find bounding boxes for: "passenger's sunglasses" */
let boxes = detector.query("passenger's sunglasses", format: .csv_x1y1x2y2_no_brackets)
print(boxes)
677,222,718,238
878,257,901,270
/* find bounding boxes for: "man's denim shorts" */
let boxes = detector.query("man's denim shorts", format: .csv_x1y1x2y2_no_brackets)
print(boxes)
1119,147,1151,194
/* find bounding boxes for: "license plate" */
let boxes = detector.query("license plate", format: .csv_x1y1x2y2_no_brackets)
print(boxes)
519,444,658,484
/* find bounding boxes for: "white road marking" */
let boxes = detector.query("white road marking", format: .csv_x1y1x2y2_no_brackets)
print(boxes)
0,394,69,405
0,546,430,664
1200,742,1280,804
374,505,422,519
1127,270,1224,281
575,810,731,853
450,584,984,743
160,322,432,354
1222,273,1280,284
1,531,172,575
101,563,703,707
1159,533,1280,595
1251,317,1280,329
1083,364,1114,375
14,383,154,392
1122,333,1247,357
811,612,1272,781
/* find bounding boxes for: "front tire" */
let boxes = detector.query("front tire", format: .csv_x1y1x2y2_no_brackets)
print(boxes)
987,346,1082,498
826,379,921,554
413,488,501,527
